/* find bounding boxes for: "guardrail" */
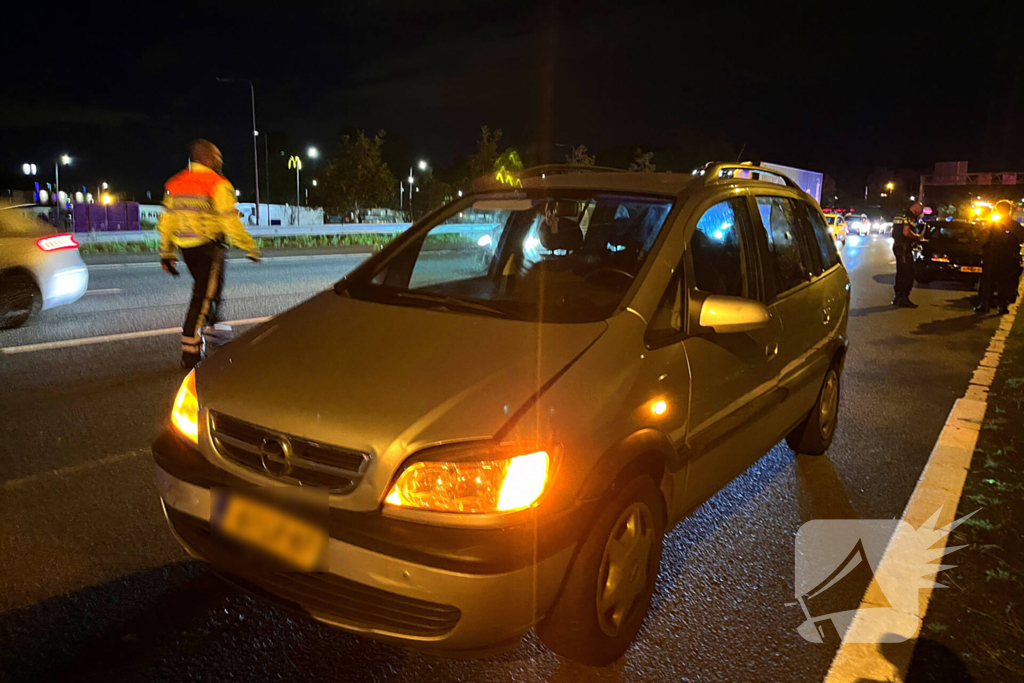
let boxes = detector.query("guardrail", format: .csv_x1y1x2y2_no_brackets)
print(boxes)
73,223,500,244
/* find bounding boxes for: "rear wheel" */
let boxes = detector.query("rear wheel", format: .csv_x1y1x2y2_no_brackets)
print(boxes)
786,364,840,455
537,475,665,666
0,271,40,329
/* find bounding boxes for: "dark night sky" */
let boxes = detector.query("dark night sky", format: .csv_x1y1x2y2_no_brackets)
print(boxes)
2,1,1023,202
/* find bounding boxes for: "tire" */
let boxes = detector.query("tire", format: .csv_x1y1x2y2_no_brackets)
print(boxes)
537,475,665,666
786,363,841,456
0,271,40,330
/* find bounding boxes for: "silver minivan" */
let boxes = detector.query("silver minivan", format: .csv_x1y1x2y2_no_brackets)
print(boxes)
154,163,849,665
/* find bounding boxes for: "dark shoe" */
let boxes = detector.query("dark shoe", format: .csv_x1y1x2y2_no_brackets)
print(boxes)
180,352,201,370
999,306,1011,315
974,304,988,314
897,298,919,309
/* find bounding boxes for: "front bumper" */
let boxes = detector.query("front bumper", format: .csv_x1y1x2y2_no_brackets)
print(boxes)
153,432,579,654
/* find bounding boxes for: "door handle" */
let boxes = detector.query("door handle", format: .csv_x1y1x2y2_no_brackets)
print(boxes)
766,341,779,360
822,307,832,325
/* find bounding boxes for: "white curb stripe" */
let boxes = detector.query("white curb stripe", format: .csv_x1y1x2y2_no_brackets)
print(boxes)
825,289,1021,682
87,252,366,270
0,316,271,355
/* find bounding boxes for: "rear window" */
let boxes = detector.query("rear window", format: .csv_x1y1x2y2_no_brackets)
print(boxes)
925,221,985,244
0,210,53,237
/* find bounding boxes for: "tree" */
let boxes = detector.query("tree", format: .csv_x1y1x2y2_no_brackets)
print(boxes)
321,130,396,218
468,125,503,181
628,149,655,173
565,144,595,166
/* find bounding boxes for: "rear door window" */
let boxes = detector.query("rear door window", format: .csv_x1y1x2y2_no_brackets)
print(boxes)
755,196,811,294
803,203,841,270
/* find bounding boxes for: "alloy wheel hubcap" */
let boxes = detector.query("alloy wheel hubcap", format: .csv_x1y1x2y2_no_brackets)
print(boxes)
819,371,839,439
596,502,655,637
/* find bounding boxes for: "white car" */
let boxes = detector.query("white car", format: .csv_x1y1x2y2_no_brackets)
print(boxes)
0,209,88,328
844,214,873,235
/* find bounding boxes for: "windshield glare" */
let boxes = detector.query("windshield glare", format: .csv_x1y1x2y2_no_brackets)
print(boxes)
346,192,674,322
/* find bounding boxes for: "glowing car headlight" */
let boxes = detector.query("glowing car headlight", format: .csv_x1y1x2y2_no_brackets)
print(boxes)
171,369,199,443
385,444,553,514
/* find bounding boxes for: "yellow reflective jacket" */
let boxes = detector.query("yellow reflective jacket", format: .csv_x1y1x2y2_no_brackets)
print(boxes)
157,163,260,259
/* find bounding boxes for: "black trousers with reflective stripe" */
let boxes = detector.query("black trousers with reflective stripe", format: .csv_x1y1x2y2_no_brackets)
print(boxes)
181,241,225,360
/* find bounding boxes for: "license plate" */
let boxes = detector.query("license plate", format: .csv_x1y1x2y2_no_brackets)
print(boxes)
213,493,327,570
960,266,982,273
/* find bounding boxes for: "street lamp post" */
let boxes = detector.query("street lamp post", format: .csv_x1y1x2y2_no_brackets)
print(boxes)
56,155,71,207
288,156,303,220
216,77,261,226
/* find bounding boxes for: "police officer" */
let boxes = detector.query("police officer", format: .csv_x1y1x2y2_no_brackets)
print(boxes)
158,140,261,369
891,202,926,308
976,200,1024,315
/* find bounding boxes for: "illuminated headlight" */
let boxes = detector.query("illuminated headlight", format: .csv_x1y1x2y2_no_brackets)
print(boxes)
385,443,554,514
931,254,949,262
171,370,199,443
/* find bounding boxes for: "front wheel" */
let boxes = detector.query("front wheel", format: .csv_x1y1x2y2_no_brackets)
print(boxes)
537,476,665,666
786,364,841,455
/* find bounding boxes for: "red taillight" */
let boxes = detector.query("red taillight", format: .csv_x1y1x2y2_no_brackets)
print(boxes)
36,234,78,252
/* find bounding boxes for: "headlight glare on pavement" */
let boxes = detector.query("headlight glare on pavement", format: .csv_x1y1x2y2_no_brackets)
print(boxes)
171,370,199,443
385,449,550,513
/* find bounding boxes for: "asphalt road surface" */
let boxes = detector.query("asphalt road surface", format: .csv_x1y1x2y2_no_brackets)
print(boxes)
0,237,1003,682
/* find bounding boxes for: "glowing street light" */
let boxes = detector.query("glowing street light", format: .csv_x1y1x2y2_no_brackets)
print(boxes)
56,155,71,206
102,193,112,205
418,159,428,171
312,179,318,187
885,182,894,192
102,182,108,190
307,146,319,159
22,163,37,175
407,175,414,185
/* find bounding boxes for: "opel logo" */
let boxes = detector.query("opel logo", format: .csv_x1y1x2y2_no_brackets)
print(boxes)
260,436,292,477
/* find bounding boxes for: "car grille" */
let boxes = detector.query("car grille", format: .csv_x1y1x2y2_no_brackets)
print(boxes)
165,507,462,638
209,411,370,493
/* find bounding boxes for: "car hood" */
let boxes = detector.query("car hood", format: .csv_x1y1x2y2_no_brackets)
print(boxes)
198,291,606,504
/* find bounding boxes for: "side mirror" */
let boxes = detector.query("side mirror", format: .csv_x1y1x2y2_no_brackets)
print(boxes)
698,295,770,334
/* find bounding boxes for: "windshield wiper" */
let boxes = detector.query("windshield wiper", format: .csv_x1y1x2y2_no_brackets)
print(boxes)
395,291,509,318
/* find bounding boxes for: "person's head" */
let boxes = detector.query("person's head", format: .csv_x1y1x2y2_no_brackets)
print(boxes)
909,202,924,217
189,139,223,174
994,200,1014,221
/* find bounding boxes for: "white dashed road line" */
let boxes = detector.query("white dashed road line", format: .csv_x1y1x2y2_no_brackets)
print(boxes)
0,316,271,355
825,288,1020,682
0,448,149,490
83,288,122,295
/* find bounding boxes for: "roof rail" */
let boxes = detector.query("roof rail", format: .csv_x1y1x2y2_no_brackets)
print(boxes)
697,162,800,190
519,164,626,179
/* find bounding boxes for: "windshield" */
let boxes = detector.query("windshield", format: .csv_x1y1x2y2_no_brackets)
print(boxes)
343,191,674,323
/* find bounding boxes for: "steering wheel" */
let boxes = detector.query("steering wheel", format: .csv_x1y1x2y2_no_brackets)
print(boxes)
583,267,635,285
